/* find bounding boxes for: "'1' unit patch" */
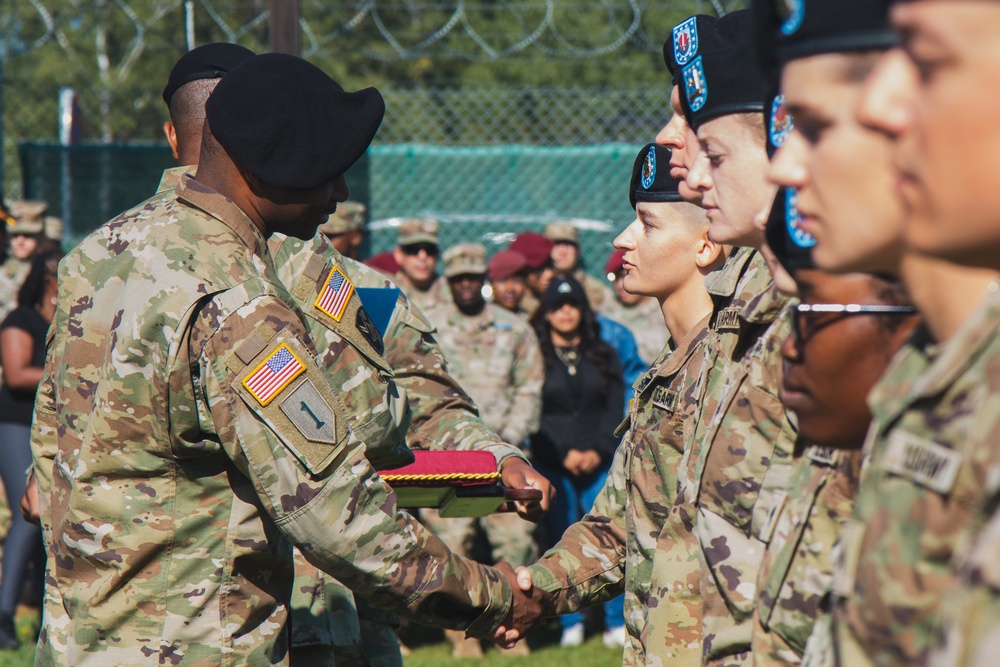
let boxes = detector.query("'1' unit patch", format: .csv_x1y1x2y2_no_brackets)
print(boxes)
315,265,354,322
243,344,306,406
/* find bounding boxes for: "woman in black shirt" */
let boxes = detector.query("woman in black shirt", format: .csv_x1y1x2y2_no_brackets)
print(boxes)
529,276,625,646
0,250,61,648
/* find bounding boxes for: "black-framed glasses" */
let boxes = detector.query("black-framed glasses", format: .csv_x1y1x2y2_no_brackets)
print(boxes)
792,303,917,342
400,243,439,257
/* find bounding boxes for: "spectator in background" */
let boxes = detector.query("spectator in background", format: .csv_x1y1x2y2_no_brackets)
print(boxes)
545,222,615,314
2,201,48,291
529,275,625,648
488,250,530,317
317,201,366,260
0,210,16,325
392,218,451,311
508,231,555,316
604,249,669,365
423,243,544,658
0,250,62,649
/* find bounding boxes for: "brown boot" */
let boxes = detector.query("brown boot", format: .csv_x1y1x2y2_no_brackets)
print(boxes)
445,629,484,659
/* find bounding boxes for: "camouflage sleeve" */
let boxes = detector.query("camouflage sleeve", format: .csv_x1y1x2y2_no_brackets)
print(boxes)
195,294,512,638
499,326,543,446
29,330,58,547
383,293,525,466
527,442,628,615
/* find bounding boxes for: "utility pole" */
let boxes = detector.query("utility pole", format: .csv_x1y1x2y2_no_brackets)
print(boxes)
269,0,301,56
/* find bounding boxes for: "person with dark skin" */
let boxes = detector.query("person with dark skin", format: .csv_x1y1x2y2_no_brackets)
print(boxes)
488,250,529,316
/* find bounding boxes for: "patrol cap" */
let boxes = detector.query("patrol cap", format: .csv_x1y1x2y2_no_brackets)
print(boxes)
443,243,488,278
542,275,587,310
318,201,367,236
544,222,579,245
7,201,47,236
44,216,63,242
396,218,440,247
162,42,256,106
206,53,385,190
752,0,897,67
765,187,815,273
508,232,554,270
630,143,684,209
488,250,529,281
605,249,626,279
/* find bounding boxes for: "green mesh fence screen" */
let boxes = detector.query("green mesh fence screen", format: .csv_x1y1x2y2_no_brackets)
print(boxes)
20,141,642,281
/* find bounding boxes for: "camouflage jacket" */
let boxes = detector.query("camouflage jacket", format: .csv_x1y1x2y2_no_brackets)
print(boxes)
393,271,452,313
29,176,512,667
687,247,798,666
423,301,543,445
830,289,1000,667
528,313,712,666
752,446,862,667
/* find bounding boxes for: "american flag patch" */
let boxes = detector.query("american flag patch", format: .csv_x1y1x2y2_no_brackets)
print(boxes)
315,265,354,322
242,344,306,406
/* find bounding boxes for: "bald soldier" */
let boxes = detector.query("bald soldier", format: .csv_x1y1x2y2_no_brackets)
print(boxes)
155,43,552,666
30,53,539,666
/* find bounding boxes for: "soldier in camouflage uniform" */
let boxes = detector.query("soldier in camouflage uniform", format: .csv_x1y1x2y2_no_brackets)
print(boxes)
422,243,543,657
30,54,533,666
545,221,615,315
660,12,801,666
508,231,556,317
155,44,552,666
1,201,47,293
317,200,366,260
392,219,452,312
604,249,669,365
513,143,725,665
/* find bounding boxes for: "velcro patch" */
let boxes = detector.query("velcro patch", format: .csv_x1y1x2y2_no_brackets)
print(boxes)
242,343,305,406
807,446,839,467
280,379,338,444
651,386,678,413
315,264,354,322
881,431,962,494
716,306,742,331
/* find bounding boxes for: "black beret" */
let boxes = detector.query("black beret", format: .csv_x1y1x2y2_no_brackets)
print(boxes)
765,187,815,273
206,53,385,190
753,0,898,68
663,15,723,87
162,42,256,105
674,11,771,129
629,143,684,209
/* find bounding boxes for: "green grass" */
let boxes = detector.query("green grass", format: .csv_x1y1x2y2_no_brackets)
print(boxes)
400,620,623,667
0,614,623,666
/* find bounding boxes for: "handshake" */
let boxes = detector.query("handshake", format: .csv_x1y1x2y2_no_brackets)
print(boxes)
489,564,550,648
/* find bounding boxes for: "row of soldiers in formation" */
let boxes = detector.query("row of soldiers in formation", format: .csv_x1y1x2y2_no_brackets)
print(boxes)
16,0,1000,665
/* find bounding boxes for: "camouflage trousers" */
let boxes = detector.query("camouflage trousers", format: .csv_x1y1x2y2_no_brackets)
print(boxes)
420,509,539,568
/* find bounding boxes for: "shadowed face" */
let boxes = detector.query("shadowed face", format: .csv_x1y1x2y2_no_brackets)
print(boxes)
492,274,525,311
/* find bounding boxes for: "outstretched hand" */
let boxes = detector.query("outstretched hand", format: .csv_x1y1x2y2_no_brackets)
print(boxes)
500,458,554,522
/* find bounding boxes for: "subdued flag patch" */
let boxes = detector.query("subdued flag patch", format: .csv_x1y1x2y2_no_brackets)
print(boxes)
243,343,306,406
315,265,354,321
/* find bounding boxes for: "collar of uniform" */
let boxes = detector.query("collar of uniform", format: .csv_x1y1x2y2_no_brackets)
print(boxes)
866,332,932,436
176,174,266,256
910,286,1000,399
726,249,774,317
742,281,795,325
706,246,757,298
156,165,194,195
654,310,712,380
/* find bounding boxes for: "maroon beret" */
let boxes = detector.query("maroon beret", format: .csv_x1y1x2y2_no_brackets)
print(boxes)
364,251,401,276
488,250,529,281
605,249,626,277
508,232,554,270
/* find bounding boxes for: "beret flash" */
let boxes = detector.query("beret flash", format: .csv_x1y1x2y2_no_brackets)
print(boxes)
765,186,815,274
629,143,684,210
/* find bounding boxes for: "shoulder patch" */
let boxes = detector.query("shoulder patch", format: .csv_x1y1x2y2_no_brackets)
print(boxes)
356,307,385,355
682,56,707,113
243,343,306,406
279,379,338,444
881,431,962,494
315,264,355,322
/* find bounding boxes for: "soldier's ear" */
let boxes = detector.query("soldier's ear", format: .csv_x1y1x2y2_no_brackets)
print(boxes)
163,122,179,160
693,228,724,271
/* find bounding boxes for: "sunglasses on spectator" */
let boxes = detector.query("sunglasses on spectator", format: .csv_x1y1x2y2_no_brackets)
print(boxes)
400,243,439,257
792,303,917,343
